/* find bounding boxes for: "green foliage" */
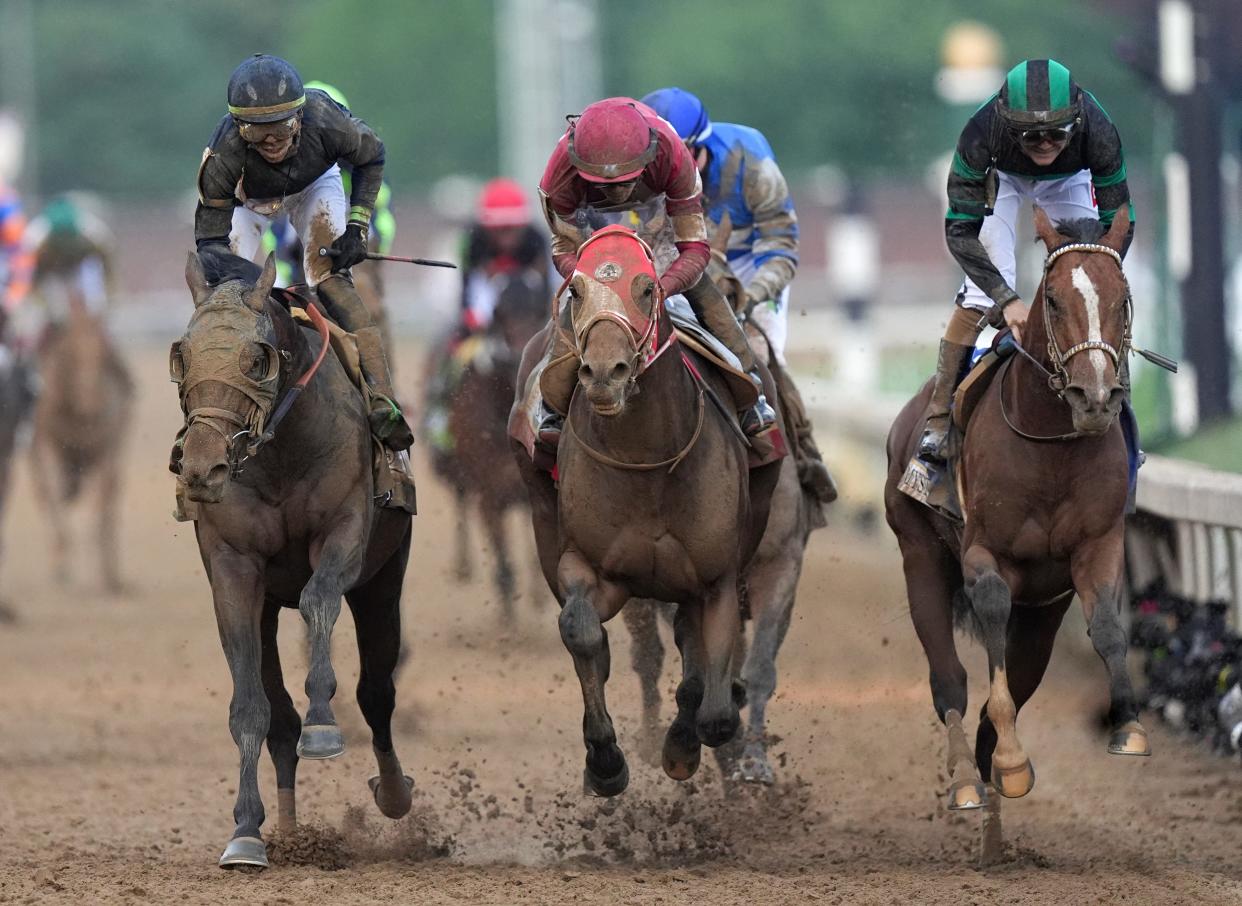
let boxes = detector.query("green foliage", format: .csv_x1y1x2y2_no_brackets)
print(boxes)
21,0,1153,196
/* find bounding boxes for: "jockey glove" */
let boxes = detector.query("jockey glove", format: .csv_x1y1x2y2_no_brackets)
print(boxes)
330,223,369,273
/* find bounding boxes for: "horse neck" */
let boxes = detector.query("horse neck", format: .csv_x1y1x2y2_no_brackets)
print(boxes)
578,314,698,462
258,310,341,467
1004,283,1075,433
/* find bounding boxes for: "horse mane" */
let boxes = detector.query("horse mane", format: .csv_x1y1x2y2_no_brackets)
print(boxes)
1052,217,1107,244
197,246,263,287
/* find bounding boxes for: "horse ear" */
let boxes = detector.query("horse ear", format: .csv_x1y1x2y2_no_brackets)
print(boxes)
247,253,277,312
185,251,212,307
1033,206,1063,251
1101,205,1131,252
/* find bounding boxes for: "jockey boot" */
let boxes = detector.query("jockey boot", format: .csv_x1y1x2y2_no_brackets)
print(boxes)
536,400,564,449
355,326,414,450
772,362,838,504
317,274,414,451
535,314,577,451
916,339,975,462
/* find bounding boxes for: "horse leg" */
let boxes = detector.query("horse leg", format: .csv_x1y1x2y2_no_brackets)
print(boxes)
557,549,629,796
623,599,665,765
898,525,980,809
664,602,705,780
296,513,368,760
209,549,271,869
696,573,742,748
481,499,516,624
96,449,124,594
260,596,301,834
1072,530,1151,756
29,433,71,585
453,486,473,582
732,552,802,785
347,524,414,818
975,599,1069,789
963,545,1031,799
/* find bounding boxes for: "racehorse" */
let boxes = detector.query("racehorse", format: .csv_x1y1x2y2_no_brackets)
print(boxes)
28,291,132,592
623,236,823,784
884,209,1149,823
511,226,781,795
430,270,547,619
174,249,414,869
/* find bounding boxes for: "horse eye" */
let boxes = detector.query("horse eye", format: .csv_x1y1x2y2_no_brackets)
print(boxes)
242,345,268,379
1045,292,1058,310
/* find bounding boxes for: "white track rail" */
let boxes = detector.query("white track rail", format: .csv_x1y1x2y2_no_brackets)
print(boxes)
1128,454,1242,622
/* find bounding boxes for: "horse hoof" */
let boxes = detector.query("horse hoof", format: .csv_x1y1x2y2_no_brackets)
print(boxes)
697,713,740,749
947,778,987,810
297,724,345,760
991,758,1035,799
730,753,775,786
1107,721,1152,757
219,836,268,870
662,726,701,781
583,760,629,798
368,774,414,819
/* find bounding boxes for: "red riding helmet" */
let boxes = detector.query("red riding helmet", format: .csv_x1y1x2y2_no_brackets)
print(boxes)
567,99,659,184
477,178,530,228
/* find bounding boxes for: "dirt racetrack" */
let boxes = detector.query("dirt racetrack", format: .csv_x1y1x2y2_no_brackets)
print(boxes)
2,341,1241,906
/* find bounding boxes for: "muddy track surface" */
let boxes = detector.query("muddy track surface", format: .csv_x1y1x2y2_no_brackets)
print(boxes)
1,343,1240,905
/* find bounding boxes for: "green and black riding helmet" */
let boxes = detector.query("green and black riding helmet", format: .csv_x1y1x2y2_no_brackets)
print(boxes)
997,58,1082,148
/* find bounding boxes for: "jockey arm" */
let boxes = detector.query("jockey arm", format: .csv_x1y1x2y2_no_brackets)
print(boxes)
740,147,798,305
944,115,1021,312
1083,91,1134,257
319,101,386,227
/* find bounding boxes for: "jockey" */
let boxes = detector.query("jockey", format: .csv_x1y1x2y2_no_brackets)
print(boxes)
536,96,777,444
194,54,412,450
919,58,1133,462
642,86,836,504
26,194,114,317
422,178,550,454
460,178,549,334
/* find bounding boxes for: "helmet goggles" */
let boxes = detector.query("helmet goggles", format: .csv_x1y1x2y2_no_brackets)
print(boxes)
235,115,301,145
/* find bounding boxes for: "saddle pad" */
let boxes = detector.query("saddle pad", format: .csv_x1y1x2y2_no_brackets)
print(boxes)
290,306,365,395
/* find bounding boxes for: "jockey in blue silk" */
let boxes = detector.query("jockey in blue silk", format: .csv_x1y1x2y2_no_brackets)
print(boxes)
641,86,836,505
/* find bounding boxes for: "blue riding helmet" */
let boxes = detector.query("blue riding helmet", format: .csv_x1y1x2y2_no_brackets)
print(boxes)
641,87,712,146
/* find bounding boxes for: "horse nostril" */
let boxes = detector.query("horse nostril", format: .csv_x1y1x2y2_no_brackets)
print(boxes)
578,363,595,383
1108,386,1126,411
610,361,631,383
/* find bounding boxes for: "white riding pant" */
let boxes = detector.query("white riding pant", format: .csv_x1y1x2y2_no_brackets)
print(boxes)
230,165,347,286
957,168,1097,312
730,253,790,366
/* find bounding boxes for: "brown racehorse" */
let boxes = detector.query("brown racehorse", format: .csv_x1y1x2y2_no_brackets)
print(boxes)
174,249,414,869
885,209,1149,824
430,270,548,618
624,242,823,784
28,292,132,592
511,226,780,795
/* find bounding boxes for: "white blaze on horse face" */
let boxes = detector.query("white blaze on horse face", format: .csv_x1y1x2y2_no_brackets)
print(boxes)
1070,265,1107,385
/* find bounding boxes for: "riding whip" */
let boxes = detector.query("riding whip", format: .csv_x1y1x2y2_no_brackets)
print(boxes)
318,247,457,268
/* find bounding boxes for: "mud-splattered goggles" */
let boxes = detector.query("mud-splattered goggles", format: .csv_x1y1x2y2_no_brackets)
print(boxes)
235,115,301,144
1016,123,1075,150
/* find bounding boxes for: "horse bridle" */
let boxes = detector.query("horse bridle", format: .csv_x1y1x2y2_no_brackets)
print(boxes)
1000,241,1131,443
1037,241,1132,395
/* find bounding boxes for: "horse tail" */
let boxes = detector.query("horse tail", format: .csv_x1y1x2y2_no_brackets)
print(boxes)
951,586,983,641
